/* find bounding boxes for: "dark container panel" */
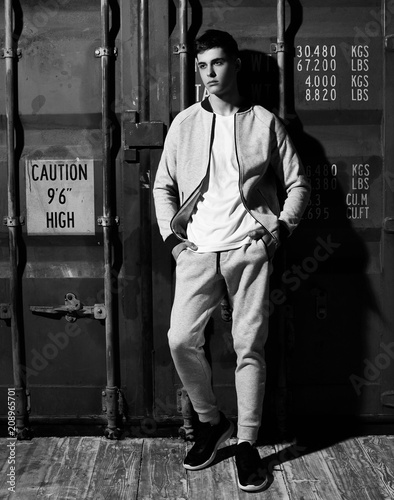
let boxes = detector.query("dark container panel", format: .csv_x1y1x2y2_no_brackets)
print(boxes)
0,0,393,436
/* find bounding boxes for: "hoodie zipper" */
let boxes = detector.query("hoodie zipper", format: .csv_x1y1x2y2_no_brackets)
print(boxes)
170,113,217,240
233,113,278,245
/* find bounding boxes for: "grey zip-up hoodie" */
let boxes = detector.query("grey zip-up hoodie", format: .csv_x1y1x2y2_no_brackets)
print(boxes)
153,98,310,258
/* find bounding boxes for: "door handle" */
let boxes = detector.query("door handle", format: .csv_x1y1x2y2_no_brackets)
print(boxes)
30,292,106,322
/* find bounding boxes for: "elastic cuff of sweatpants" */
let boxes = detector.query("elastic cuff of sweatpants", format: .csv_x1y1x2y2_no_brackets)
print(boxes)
237,425,259,442
198,408,220,424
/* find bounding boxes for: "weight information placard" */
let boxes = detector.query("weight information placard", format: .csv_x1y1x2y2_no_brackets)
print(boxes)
303,156,382,229
295,38,382,109
26,159,95,235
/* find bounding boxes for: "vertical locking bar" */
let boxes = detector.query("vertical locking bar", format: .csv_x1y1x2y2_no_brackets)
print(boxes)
100,0,120,439
139,0,155,420
4,0,30,439
179,0,189,110
176,0,195,439
277,0,286,120
139,0,149,123
275,0,290,438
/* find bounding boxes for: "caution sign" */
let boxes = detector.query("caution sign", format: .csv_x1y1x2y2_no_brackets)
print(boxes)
26,159,95,235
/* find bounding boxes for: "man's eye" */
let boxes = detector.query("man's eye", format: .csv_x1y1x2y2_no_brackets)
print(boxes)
215,61,223,65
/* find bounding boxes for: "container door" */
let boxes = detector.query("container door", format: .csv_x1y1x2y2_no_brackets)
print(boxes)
289,0,393,421
0,0,145,431
151,0,394,430
1,0,393,434
0,2,105,425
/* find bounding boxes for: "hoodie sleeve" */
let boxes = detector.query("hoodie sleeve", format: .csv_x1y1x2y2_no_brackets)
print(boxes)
270,116,311,234
153,118,182,248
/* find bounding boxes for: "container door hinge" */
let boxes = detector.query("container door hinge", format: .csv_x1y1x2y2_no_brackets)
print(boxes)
14,388,32,440
0,304,12,320
101,387,123,439
383,217,394,233
102,388,124,417
381,391,394,408
385,35,394,51
30,292,107,323
14,388,31,416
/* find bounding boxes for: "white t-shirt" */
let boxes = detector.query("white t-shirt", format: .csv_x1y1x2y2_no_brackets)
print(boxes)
186,113,261,252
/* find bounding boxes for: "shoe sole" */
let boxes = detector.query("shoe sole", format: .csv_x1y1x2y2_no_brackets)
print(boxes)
183,420,234,471
237,476,269,492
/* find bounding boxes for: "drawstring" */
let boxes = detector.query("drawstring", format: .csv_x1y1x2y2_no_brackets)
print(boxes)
216,252,220,274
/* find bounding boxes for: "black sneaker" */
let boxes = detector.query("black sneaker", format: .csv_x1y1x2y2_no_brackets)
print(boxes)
183,412,234,470
235,442,268,492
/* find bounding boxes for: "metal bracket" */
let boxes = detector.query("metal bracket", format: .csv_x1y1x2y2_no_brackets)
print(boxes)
177,388,195,441
381,391,394,408
0,304,11,320
385,35,394,52
3,216,25,227
13,388,32,440
270,42,287,54
97,216,120,227
25,389,31,415
383,217,394,233
102,387,122,439
123,121,165,149
15,387,31,416
95,47,118,58
102,387,123,417
1,47,22,59
173,43,188,54
30,292,107,323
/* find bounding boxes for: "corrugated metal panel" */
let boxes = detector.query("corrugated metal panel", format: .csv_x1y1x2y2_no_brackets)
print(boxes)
0,0,393,437
153,0,394,427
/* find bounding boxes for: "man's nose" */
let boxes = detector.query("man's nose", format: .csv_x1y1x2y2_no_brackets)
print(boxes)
207,66,216,77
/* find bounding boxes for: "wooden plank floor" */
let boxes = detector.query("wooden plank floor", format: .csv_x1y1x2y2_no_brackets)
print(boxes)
1,435,394,499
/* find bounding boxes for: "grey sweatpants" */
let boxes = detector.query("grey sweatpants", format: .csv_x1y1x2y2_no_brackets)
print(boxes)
168,239,272,442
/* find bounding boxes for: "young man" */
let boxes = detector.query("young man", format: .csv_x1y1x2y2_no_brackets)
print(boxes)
153,30,310,491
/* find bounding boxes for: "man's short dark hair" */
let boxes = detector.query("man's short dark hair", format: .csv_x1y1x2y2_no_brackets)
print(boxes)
194,29,239,59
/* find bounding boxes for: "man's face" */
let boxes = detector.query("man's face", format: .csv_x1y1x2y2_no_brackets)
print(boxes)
196,47,240,97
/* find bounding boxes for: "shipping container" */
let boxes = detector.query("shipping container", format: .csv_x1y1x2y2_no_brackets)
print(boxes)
0,0,393,439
